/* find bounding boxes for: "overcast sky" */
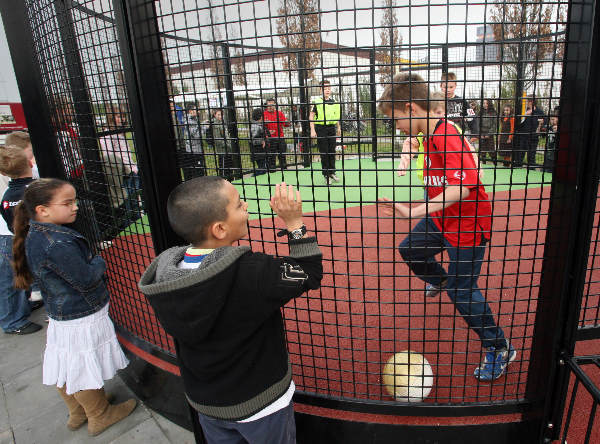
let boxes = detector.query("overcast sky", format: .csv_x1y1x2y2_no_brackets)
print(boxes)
156,0,491,48
0,15,21,102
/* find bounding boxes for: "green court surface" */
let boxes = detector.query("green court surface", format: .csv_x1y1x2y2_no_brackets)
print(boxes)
235,157,551,219
121,157,550,235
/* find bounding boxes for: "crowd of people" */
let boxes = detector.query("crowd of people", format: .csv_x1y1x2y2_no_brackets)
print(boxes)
169,72,557,185
0,132,138,437
0,70,560,443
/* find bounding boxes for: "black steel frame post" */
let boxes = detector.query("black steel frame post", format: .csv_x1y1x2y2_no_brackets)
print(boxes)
54,0,111,242
297,50,311,167
220,43,241,180
114,0,183,253
369,49,377,161
441,43,449,75
0,2,64,178
514,0,526,131
525,0,600,441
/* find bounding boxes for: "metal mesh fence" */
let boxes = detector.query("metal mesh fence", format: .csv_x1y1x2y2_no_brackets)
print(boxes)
581,186,600,331
24,0,169,351
155,0,567,405
21,0,587,411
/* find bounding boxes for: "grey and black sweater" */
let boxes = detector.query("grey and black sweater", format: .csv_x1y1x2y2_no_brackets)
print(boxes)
138,237,322,420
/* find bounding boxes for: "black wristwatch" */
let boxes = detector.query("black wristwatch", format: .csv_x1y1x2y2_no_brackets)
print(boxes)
277,224,307,240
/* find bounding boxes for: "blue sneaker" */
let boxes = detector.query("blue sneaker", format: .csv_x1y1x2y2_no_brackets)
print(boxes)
425,280,446,298
474,343,517,381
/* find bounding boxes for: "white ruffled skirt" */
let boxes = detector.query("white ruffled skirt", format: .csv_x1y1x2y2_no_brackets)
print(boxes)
43,303,129,395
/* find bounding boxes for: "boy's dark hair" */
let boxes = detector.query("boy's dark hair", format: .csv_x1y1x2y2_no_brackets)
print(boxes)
0,146,30,178
4,131,31,149
251,108,263,121
319,80,331,87
440,72,457,82
377,73,431,114
265,98,276,105
167,176,229,243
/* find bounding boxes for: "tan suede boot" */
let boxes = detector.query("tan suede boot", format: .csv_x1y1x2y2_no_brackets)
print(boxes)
73,388,137,436
56,386,87,430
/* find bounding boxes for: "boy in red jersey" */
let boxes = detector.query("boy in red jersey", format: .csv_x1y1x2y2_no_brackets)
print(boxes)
263,98,290,172
377,73,515,381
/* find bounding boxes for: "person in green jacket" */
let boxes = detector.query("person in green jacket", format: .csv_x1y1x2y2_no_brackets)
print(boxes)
310,80,341,185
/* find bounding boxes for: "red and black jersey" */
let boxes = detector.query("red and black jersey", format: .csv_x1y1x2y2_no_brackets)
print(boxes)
1,177,35,233
424,119,492,247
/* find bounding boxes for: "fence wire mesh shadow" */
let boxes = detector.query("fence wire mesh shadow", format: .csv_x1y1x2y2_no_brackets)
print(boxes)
11,0,600,433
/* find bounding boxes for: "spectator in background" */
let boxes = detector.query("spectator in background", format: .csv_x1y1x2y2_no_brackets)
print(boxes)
2,132,43,305
99,105,142,229
170,101,186,152
201,111,215,152
499,105,515,167
543,109,559,173
212,109,232,179
4,132,39,179
514,96,545,168
52,95,84,180
0,147,43,335
440,72,478,139
478,99,497,164
181,106,206,180
249,107,268,176
51,95,106,250
263,98,290,172
310,80,342,184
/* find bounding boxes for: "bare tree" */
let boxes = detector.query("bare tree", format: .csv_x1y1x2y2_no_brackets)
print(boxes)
489,0,566,91
377,0,402,84
206,12,226,90
276,0,321,79
227,25,247,88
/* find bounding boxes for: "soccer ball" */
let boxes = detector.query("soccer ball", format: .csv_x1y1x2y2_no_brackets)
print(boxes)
382,351,434,402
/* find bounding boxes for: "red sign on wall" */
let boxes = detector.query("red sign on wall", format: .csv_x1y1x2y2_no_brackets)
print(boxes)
0,103,27,132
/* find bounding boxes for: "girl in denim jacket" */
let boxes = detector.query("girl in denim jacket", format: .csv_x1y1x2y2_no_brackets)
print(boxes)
11,178,137,436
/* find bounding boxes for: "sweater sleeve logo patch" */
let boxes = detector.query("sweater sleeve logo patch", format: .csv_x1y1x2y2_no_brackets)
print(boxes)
280,262,308,284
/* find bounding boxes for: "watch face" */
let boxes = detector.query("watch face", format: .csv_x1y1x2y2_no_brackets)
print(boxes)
289,225,306,240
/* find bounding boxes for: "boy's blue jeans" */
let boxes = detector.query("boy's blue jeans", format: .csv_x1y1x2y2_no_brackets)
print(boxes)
196,402,296,444
0,235,31,332
398,218,506,350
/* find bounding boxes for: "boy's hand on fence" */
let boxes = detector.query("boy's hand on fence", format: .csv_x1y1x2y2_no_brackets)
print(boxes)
397,154,411,177
270,182,303,231
377,197,410,219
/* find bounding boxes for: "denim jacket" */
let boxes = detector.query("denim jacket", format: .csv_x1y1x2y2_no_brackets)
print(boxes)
26,221,109,321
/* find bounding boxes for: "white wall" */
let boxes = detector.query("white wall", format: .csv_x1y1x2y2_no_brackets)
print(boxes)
0,15,22,103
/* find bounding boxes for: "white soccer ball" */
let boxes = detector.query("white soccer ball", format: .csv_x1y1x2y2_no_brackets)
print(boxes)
382,351,434,402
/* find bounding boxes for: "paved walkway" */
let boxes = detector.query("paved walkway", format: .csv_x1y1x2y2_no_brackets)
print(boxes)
0,308,194,444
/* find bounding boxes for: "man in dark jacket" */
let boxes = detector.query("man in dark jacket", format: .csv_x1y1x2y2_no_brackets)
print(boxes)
139,177,322,444
514,97,545,168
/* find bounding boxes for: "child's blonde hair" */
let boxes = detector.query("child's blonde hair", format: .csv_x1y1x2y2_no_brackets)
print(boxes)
4,131,31,150
377,73,431,115
0,146,30,178
440,72,457,83
430,91,446,115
